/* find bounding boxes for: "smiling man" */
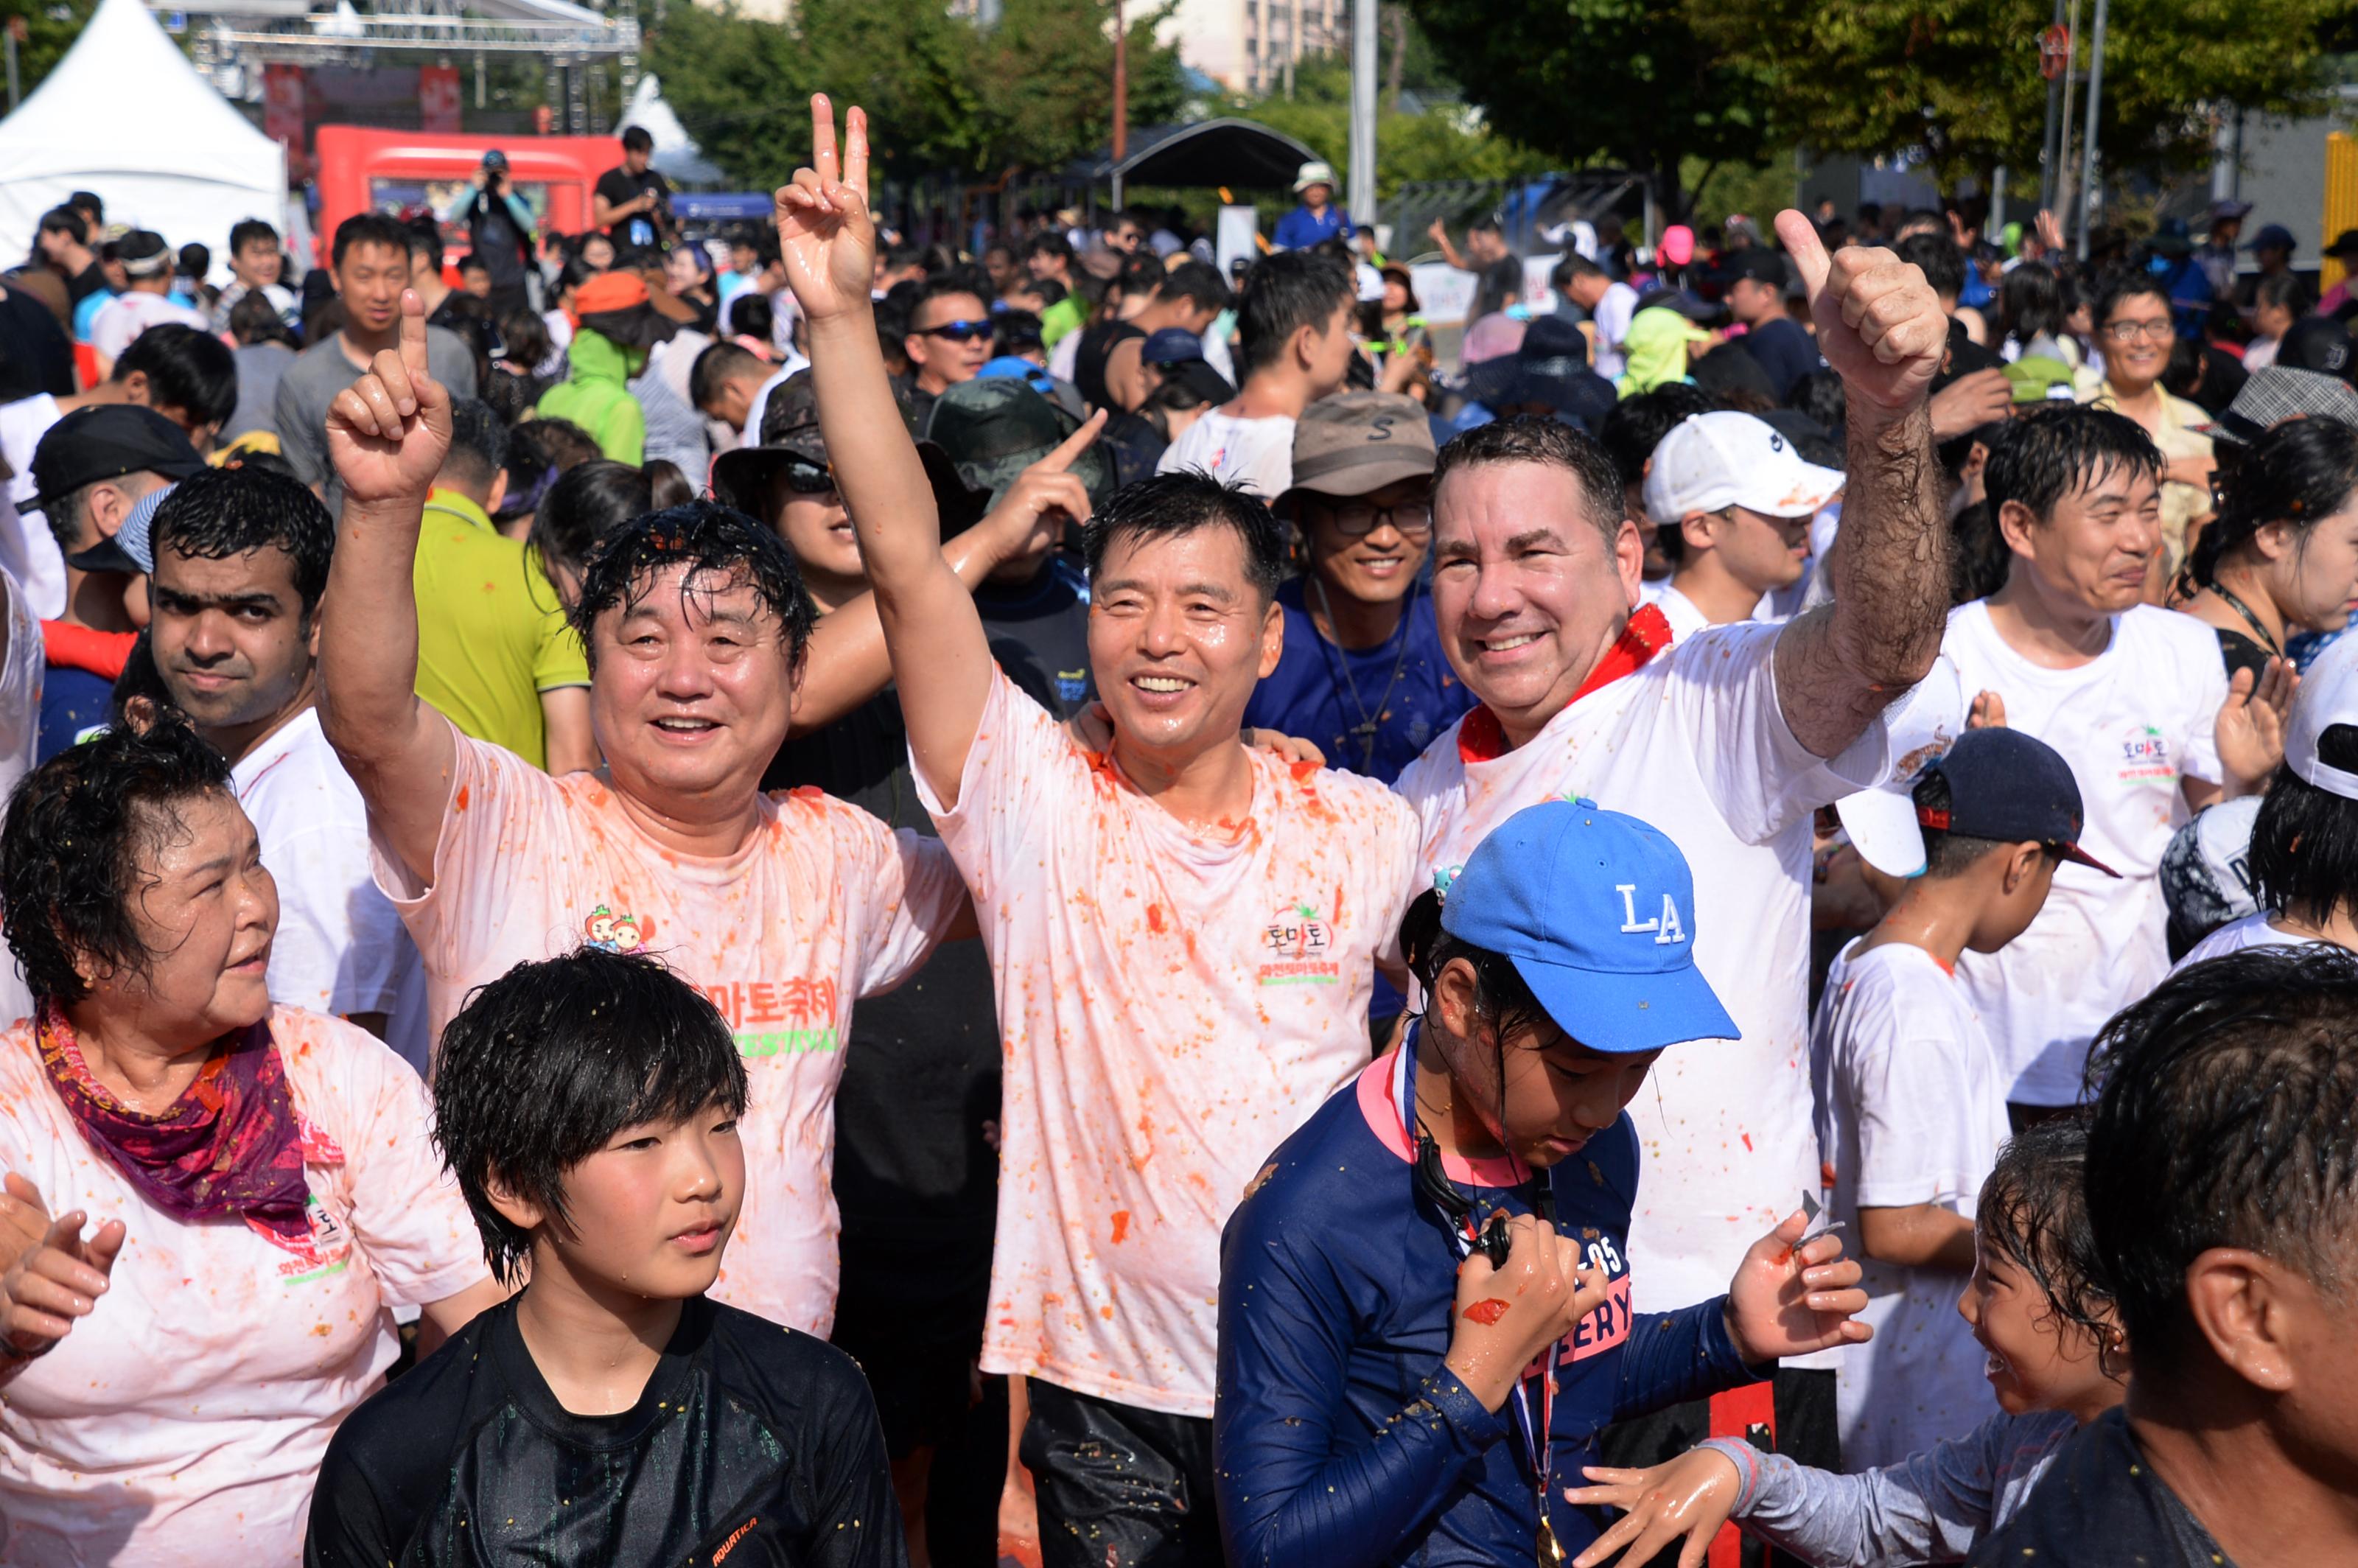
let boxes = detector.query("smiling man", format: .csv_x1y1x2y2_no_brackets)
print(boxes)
315,290,973,1341
147,464,422,1060
779,97,1421,1567
1392,212,1953,1482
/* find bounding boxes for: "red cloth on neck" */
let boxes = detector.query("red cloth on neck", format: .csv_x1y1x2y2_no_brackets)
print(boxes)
1456,603,1673,764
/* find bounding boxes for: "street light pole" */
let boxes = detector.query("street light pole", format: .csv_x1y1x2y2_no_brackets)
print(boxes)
2076,0,2109,262
1110,0,1129,212
2038,0,2066,211
1348,0,1377,230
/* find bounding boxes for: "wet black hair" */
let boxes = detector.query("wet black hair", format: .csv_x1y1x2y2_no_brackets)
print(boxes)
433,948,749,1285
2247,724,2358,928
113,323,238,430
149,463,337,617
1983,404,2163,526
568,498,816,676
1433,415,1626,551
1,706,236,1007
1082,472,1287,603
1396,887,1551,1044
1235,249,1354,379
2082,945,2358,1380
1948,500,2012,606
1976,1113,2120,1365
2185,415,2358,595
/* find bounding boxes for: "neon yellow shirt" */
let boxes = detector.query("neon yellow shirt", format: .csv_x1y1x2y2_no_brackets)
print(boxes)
414,489,590,770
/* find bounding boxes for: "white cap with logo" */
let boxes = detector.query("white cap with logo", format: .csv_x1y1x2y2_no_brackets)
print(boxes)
2289,633,2358,800
1642,411,1846,523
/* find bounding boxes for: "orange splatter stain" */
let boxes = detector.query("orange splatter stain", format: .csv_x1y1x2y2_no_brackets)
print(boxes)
1145,904,1165,934
1100,1304,1116,1320
454,785,470,812
1110,1210,1131,1244
1288,758,1320,783
1462,1298,1510,1326
1740,1132,1754,1152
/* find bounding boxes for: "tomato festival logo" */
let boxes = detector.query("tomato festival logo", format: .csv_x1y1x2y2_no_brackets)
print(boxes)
1258,902,1340,986
2117,723,2176,784
582,903,650,953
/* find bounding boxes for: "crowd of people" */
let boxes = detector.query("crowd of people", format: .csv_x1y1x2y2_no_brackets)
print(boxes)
0,91,2351,1568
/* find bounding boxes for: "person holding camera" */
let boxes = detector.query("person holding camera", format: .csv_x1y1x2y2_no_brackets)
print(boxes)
592,126,672,251
459,150,534,318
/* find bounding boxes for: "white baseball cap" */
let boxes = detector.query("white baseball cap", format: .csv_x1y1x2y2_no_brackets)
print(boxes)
1832,656,1968,878
1642,411,1846,523
1293,160,1337,193
2288,632,2358,800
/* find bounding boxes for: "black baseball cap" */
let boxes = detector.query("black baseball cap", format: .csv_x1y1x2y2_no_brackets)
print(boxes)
27,404,204,515
1720,248,1789,287
1917,727,2119,877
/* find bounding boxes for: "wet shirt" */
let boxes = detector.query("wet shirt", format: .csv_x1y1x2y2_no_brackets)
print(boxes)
1216,1040,1760,1567
374,724,968,1336
306,1295,905,1568
919,669,1422,1418
1966,1409,2237,1568
0,1009,488,1568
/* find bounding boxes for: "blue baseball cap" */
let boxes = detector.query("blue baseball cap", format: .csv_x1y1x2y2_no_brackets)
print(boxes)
1141,326,1203,365
1440,798,1737,1054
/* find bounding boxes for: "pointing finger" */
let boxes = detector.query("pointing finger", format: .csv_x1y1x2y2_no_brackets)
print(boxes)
1040,407,1109,473
1775,209,1832,300
398,289,429,380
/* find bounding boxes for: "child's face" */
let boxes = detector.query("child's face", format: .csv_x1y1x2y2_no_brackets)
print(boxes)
1957,1228,2119,1421
542,1099,745,1298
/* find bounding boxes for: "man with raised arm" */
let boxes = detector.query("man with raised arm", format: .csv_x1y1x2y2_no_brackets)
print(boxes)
313,290,1007,1340
779,97,1422,1567
1391,214,1954,1479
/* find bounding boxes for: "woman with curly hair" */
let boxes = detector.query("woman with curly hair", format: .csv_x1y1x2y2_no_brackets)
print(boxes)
0,708,500,1568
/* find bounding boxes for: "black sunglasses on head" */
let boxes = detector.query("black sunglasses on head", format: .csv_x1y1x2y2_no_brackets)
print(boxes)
918,319,994,343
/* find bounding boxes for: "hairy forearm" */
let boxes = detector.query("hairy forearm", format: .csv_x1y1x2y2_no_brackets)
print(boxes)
1777,397,1948,758
318,499,430,764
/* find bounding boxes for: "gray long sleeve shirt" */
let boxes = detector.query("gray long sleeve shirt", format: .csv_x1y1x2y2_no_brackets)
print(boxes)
1701,1410,2079,1566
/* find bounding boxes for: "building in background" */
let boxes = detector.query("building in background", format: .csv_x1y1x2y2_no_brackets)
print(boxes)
1161,0,1343,96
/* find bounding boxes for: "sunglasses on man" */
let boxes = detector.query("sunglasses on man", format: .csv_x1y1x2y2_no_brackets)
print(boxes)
917,319,995,343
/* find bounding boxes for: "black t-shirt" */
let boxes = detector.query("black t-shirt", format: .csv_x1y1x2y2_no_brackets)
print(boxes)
1074,320,1146,412
1966,1408,2238,1568
763,562,1092,1345
595,165,674,250
1741,315,1823,402
305,1295,903,1568
0,279,76,400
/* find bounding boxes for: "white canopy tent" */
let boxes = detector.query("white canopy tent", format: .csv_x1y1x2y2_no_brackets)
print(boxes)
0,0,287,271
622,74,724,187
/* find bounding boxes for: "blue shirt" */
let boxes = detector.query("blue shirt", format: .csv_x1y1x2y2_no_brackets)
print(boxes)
38,664,112,762
1274,204,1355,251
1216,1034,1761,1568
1244,578,1474,786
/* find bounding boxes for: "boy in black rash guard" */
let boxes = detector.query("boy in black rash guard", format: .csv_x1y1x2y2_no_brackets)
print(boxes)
304,949,906,1568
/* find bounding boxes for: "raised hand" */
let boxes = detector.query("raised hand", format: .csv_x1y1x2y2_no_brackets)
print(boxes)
2217,656,2297,792
1564,1449,1743,1568
1722,1208,1872,1363
0,1179,125,1363
1777,209,1946,416
972,409,1106,570
1967,689,2009,729
776,94,876,323
324,290,452,507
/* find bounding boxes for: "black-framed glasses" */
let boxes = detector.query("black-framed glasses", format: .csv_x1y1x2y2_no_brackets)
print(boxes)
1320,500,1433,537
2102,318,2173,343
779,456,838,494
918,319,994,343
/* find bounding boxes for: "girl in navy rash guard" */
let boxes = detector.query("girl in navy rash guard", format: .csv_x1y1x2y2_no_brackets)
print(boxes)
1215,799,1875,1568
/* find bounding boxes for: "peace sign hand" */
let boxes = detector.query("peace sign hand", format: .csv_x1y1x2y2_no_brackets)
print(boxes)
777,94,876,323
324,290,452,507
1777,210,1946,417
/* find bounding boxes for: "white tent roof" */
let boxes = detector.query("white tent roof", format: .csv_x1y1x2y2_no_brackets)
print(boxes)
621,74,724,187
0,0,287,269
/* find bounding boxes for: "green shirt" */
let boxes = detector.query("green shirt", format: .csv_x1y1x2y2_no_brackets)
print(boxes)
414,489,590,770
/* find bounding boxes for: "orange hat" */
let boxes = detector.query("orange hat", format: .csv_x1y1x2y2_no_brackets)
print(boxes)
571,270,651,318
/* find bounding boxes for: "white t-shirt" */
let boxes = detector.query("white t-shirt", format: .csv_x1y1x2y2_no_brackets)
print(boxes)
1942,602,2228,1105
0,395,66,620
1156,407,1298,499
88,291,212,365
374,724,966,1336
1592,280,1642,381
0,566,39,1026
2171,909,2315,974
920,671,1421,1417
0,1007,488,1568
1652,581,1712,643
1393,620,1889,1311
1811,939,2009,1473
231,707,427,1070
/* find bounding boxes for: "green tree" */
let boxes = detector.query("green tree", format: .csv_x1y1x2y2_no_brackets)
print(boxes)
1240,52,1554,206
0,0,97,106
1396,0,1772,219
1690,0,2358,197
